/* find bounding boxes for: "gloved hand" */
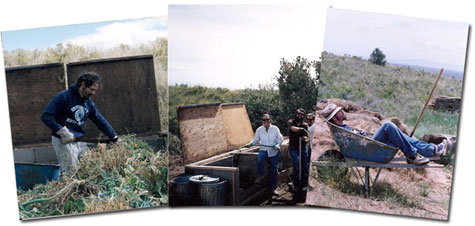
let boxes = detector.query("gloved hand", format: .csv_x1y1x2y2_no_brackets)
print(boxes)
111,136,122,144
57,126,75,144
244,142,253,148
274,143,281,150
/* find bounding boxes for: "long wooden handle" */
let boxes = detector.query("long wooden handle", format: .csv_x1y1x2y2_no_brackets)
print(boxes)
410,68,444,137
75,137,112,143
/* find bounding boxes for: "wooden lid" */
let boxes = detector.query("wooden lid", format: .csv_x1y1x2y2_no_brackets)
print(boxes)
178,103,254,164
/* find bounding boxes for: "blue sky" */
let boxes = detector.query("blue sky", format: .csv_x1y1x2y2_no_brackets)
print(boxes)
1,17,168,51
169,4,326,89
323,8,469,72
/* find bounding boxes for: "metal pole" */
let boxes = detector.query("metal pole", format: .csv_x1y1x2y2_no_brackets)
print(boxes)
365,167,370,197
299,137,302,182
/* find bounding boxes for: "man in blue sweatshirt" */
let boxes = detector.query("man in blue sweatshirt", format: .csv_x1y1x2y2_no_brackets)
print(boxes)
41,72,118,174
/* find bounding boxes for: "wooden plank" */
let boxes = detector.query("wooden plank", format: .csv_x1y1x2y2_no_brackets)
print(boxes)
221,103,254,150
6,63,66,146
178,103,229,165
66,55,160,138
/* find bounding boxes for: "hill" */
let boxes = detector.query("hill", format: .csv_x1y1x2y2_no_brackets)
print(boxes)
319,52,462,137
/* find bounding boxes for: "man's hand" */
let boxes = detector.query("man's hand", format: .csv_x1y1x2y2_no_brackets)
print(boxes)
111,136,122,144
57,126,75,144
298,128,309,137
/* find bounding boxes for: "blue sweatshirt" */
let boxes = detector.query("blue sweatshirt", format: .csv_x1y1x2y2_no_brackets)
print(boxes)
41,84,117,139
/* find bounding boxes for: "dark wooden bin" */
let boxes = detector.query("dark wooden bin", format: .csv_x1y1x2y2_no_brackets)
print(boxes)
176,103,291,206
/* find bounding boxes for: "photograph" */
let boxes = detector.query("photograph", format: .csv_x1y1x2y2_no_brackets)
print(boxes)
305,8,468,220
0,0,474,226
2,16,169,219
168,4,322,206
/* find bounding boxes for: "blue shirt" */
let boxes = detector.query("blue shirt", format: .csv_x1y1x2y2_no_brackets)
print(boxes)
40,84,117,139
251,124,283,157
338,124,366,136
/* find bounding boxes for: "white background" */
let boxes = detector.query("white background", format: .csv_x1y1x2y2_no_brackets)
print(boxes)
0,0,472,225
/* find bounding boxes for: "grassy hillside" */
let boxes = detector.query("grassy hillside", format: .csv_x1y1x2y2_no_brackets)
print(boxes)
319,52,462,137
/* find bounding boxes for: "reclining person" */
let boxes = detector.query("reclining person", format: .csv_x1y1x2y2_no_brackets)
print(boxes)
322,103,449,165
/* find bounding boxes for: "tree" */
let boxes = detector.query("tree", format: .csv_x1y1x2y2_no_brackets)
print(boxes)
276,56,319,132
369,48,387,66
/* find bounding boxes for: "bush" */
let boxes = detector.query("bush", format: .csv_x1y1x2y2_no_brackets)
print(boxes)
369,48,387,66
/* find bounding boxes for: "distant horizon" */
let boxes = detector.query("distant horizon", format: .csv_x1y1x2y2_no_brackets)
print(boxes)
323,8,468,73
324,51,464,80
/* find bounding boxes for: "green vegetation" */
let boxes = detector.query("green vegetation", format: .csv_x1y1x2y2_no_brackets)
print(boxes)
168,57,320,154
3,38,168,131
18,136,168,219
369,48,387,66
319,52,462,138
277,56,319,120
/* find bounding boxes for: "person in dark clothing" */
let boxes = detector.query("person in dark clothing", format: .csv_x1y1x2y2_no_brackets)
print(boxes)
41,72,119,174
288,108,310,191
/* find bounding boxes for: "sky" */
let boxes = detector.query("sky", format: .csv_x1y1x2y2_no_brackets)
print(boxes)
1,17,168,51
323,8,469,72
169,5,326,89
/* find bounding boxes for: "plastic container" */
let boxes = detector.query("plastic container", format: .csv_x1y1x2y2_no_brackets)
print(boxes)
170,175,193,206
15,163,61,190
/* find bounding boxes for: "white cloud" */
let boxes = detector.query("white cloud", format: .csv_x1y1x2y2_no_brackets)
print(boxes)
65,17,167,49
169,5,327,89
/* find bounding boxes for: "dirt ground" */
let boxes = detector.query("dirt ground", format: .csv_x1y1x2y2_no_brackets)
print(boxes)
306,165,452,220
305,99,454,220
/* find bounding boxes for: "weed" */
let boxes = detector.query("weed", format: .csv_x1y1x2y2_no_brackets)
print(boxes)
17,135,168,219
419,183,430,197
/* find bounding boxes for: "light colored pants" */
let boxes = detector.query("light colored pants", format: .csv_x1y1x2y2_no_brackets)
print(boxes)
52,136,87,175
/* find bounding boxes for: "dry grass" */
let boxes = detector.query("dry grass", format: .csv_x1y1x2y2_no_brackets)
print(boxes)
17,135,168,219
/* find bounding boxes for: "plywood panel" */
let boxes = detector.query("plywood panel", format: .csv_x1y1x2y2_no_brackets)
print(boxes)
6,63,66,146
221,103,254,150
178,103,228,164
66,55,160,138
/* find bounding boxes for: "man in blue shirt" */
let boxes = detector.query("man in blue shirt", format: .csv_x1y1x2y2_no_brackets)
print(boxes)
245,114,283,195
322,103,449,165
41,72,119,174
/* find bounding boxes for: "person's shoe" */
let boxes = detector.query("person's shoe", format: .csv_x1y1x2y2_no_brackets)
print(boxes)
434,139,449,158
406,153,430,165
254,175,264,183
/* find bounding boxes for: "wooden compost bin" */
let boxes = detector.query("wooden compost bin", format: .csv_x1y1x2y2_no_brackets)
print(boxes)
178,103,290,206
66,55,161,138
5,63,66,147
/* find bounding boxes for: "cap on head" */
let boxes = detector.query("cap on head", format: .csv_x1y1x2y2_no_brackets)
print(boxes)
322,103,342,121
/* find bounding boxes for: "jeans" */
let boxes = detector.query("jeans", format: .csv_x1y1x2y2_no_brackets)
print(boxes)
289,146,309,187
52,136,88,175
257,150,281,190
372,122,435,158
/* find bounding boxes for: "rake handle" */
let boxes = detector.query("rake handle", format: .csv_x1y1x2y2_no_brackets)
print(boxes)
410,68,444,137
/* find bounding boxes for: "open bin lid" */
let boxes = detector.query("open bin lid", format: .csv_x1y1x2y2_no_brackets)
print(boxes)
178,103,254,165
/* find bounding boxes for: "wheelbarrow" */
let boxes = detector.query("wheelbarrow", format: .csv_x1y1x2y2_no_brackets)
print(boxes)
313,121,443,196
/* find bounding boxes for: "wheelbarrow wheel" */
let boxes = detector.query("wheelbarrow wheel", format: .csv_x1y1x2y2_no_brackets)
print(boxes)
316,150,349,185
